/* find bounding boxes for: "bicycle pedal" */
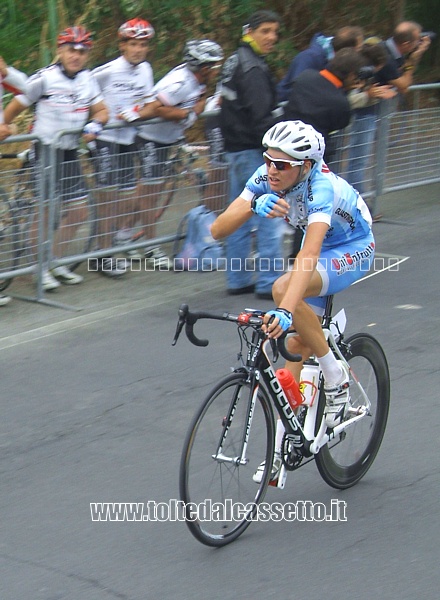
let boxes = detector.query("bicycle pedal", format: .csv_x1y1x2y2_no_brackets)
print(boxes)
269,465,287,489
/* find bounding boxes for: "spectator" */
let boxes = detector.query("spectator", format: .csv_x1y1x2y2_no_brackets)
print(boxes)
284,48,367,165
3,26,109,291
0,56,27,305
277,26,364,102
348,23,431,221
218,9,283,299
346,42,397,197
120,39,223,269
375,21,431,94
91,18,155,275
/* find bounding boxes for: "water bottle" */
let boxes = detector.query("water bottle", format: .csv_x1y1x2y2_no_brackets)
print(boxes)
276,368,303,409
299,362,320,406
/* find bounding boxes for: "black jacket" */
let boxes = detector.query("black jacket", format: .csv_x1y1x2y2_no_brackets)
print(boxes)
219,42,278,152
284,69,351,140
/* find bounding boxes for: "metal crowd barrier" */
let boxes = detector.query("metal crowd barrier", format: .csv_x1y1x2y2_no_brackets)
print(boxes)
0,123,228,306
0,84,439,306
327,83,440,215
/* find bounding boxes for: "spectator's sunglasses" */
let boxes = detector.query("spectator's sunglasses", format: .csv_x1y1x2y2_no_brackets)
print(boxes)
263,152,304,171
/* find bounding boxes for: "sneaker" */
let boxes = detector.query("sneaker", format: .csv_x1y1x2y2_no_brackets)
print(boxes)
41,269,61,291
253,451,282,484
96,257,127,277
324,360,351,428
145,247,171,270
113,230,143,259
52,265,83,285
0,294,11,306
126,248,143,260
113,228,134,245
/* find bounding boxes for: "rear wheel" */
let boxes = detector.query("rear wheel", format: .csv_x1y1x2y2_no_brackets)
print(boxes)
57,195,97,272
315,334,390,489
179,372,275,546
0,188,19,292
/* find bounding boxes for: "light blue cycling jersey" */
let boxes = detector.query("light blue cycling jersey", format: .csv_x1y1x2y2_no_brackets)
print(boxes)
241,160,373,247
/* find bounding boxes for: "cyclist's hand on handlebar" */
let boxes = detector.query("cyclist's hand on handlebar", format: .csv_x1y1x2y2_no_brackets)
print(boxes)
263,308,293,339
251,194,289,219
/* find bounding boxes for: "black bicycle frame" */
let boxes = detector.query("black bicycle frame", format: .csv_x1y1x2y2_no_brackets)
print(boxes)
247,330,311,456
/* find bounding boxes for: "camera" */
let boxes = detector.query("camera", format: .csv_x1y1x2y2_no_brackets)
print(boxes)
421,31,436,41
357,65,376,82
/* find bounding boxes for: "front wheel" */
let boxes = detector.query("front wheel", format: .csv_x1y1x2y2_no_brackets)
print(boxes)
179,372,275,547
315,333,390,489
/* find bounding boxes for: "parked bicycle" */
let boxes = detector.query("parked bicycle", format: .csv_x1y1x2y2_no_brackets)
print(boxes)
0,149,96,291
174,297,390,546
0,150,36,291
108,142,211,257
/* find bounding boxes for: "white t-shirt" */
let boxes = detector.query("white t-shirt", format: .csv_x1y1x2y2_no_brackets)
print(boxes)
1,66,27,123
17,63,103,149
92,56,154,145
138,63,205,144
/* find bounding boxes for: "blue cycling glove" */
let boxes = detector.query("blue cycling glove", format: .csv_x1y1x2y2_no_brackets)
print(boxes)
251,193,279,217
266,308,293,331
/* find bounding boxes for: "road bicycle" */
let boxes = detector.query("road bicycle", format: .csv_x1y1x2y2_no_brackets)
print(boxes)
173,297,390,546
109,142,213,258
0,149,96,291
0,150,37,291
154,142,210,222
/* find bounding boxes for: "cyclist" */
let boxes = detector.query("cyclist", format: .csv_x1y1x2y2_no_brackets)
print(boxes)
0,56,28,305
211,120,375,447
3,26,108,290
119,39,223,269
91,18,155,275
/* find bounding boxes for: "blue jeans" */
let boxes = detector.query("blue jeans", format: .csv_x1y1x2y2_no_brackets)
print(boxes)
224,149,284,293
347,112,377,196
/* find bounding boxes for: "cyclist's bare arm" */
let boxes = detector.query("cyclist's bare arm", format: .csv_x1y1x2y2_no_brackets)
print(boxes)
211,195,289,239
3,96,28,125
89,100,109,125
136,99,162,120
2,96,27,138
211,197,253,239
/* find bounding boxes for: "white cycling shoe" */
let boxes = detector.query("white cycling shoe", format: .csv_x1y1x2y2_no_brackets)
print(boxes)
253,451,282,484
324,360,351,429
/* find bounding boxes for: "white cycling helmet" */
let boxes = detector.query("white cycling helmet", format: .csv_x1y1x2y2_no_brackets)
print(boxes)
262,121,325,162
183,39,224,69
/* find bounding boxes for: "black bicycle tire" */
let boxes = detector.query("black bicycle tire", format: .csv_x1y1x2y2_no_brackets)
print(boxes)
315,333,390,489
0,186,20,292
179,372,275,547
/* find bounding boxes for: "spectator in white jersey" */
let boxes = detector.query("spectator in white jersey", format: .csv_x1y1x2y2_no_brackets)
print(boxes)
3,27,108,291
0,55,27,305
91,18,155,276
119,39,223,269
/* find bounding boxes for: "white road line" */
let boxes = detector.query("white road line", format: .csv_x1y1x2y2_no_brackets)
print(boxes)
353,254,410,285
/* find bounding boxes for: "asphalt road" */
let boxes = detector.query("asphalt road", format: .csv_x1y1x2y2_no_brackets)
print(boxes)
0,184,439,600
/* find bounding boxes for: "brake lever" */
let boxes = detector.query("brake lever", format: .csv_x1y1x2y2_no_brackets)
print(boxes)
171,303,189,346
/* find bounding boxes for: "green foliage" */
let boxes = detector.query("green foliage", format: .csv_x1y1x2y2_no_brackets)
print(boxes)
0,0,438,81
